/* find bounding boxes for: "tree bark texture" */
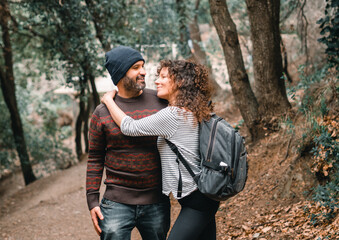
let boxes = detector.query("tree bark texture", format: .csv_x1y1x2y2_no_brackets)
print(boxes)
209,0,262,140
83,94,91,154
82,63,100,108
189,0,222,96
83,73,93,154
176,0,192,58
0,0,36,185
85,0,111,52
55,5,97,157
75,77,87,160
280,35,292,83
246,0,291,116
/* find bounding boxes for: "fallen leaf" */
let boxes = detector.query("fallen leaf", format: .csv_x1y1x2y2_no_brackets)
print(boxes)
262,226,272,233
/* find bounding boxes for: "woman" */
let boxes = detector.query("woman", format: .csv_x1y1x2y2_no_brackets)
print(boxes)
101,60,219,240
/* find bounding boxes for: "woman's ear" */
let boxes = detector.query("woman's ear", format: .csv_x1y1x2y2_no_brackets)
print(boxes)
174,78,184,88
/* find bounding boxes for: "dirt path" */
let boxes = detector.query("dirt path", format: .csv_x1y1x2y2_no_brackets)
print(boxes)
1,126,337,239
0,160,180,240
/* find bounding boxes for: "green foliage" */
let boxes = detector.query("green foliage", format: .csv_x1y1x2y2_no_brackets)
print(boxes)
22,0,103,79
287,64,329,115
2,0,213,178
280,0,299,24
234,119,244,131
0,99,15,150
311,127,338,162
196,0,212,24
0,86,74,178
130,0,181,59
0,98,16,171
280,116,295,135
310,170,339,225
292,64,339,224
285,56,338,225
317,0,339,70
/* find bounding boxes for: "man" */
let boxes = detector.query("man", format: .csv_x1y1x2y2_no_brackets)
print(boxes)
86,46,170,240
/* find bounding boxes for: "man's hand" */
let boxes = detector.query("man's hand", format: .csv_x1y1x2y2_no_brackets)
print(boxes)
90,206,104,236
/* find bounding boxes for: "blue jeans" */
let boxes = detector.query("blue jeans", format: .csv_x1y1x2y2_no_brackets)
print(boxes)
99,198,170,240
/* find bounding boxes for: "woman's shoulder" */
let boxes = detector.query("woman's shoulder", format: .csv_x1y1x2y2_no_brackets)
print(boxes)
154,107,182,121
165,107,195,123
167,106,193,115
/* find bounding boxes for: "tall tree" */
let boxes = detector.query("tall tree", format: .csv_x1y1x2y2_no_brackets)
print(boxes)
209,0,262,139
0,0,36,185
85,0,112,52
189,0,222,96
176,0,192,58
246,0,291,116
54,0,101,158
24,0,102,159
210,0,292,140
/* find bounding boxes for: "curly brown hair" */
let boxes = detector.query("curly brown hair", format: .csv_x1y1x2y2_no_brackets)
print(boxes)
157,60,214,123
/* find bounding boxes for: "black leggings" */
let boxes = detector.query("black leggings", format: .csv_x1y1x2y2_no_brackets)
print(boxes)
167,190,219,240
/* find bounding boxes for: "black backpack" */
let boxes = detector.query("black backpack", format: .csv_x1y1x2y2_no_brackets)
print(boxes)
166,113,248,201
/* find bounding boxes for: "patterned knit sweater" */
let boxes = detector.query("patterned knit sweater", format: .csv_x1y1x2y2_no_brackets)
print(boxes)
86,89,168,210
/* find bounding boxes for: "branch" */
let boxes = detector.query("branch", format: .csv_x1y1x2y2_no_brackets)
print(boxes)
0,64,5,83
10,15,49,41
195,0,200,11
297,0,309,64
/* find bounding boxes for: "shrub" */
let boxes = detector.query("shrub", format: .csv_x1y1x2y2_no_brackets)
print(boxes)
0,86,74,179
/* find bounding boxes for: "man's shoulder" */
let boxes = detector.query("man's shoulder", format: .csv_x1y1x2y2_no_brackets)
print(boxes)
143,88,157,96
142,88,168,106
92,103,109,117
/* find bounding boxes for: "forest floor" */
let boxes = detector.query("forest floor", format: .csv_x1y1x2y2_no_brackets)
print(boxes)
0,98,338,240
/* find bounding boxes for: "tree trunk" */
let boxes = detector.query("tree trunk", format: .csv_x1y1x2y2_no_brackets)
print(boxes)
280,35,292,83
189,0,222,97
246,0,291,116
209,0,262,140
75,77,87,160
80,63,98,154
176,0,192,58
88,72,100,107
0,0,36,185
83,73,93,154
82,63,100,107
85,0,111,52
83,93,91,154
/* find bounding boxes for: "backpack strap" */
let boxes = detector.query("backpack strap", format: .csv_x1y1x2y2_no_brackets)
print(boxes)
205,116,223,162
231,132,244,182
231,129,236,179
166,139,197,180
175,156,183,198
165,139,199,197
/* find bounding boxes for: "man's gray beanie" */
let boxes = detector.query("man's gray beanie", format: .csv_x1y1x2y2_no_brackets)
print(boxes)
105,46,145,85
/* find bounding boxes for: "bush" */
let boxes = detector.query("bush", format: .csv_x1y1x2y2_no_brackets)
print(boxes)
0,85,74,179
294,65,338,224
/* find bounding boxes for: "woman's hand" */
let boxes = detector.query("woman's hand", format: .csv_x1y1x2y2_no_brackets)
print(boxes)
100,89,126,127
101,90,117,105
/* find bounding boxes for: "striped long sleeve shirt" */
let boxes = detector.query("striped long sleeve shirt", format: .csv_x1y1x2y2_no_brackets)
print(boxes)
121,106,200,199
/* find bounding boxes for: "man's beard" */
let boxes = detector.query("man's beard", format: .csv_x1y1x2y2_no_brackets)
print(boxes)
121,75,146,96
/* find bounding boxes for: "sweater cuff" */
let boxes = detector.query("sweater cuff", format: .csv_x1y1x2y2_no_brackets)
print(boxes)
87,192,100,210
